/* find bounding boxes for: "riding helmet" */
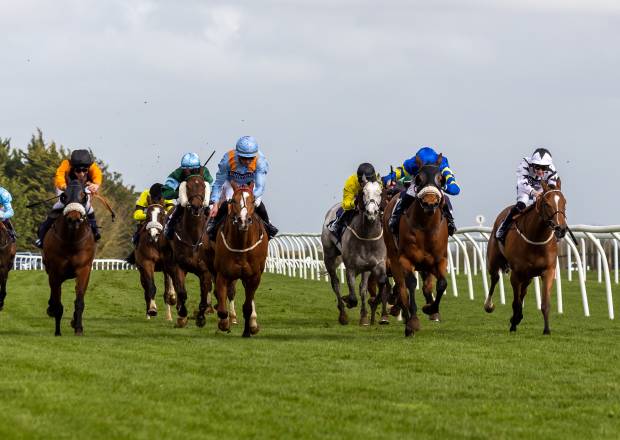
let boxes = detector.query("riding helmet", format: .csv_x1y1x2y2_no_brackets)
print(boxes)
149,183,163,200
236,136,259,158
356,163,377,182
530,148,553,167
181,152,201,169
70,149,93,168
415,146,439,165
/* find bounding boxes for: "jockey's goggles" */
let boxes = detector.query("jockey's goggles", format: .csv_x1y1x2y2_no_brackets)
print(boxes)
533,165,549,171
74,167,89,173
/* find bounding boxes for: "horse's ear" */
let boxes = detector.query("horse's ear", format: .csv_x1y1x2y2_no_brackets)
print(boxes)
541,180,549,192
249,182,255,192
555,177,562,190
415,155,423,170
231,180,239,191
436,153,443,166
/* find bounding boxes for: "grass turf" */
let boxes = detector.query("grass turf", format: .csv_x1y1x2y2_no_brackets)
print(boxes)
0,270,619,439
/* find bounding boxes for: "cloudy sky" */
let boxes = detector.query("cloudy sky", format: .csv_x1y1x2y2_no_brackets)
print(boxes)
1,0,619,231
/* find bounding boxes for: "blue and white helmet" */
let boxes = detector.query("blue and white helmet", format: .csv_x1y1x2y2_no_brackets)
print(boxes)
236,136,259,158
180,152,201,169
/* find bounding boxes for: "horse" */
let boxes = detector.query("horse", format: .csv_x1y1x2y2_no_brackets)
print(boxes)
134,203,177,321
383,155,450,337
211,182,268,337
0,222,16,311
321,180,388,326
485,179,568,334
166,173,213,328
42,180,96,336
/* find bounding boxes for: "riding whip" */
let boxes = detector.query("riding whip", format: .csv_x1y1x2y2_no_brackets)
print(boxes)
26,195,60,208
202,150,216,167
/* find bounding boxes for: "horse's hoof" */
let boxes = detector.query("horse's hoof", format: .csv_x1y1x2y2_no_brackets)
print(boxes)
74,329,83,336
543,328,551,335
359,316,369,326
46,307,54,318
165,295,177,306
218,318,230,332
379,315,390,325
509,325,517,332
0,303,4,311
484,303,495,313
338,313,348,325
206,305,215,315
404,327,414,337
422,304,437,316
196,315,206,328
147,308,158,317
389,306,401,317
410,316,421,332
231,316,238,325
250,325,260,335
242,330,251,338
175,317,188,328
55,332,61,337
70,319,75,329
429,313,440,322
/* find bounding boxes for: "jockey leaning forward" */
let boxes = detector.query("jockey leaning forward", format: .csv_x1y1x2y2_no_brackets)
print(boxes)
382,146,460,236
495,148,560,244
35,149,102,248
0,187,17,242
132,183,174,246
207,136,278,240
162,152,213,240
327,162,380,242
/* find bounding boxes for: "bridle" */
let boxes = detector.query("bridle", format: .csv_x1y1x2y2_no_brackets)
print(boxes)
230,187,254,228
536,189,567,233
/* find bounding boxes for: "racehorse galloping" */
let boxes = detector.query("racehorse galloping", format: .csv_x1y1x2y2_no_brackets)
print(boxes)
42,180,96,336
485,180,568,334
383,155,450,337
135,204,177,321
212,182,268,337
321,181,388,326
166,173,213,328
0,222,16,311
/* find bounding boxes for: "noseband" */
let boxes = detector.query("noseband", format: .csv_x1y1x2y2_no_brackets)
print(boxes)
536,189,567,232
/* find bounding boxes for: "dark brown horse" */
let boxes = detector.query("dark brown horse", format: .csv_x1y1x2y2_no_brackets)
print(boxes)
383,155,450,337
135,203,176,321
42,180,96,336
0,222,16,311
211,183,268,337
166,173,213,328
485,180,568,334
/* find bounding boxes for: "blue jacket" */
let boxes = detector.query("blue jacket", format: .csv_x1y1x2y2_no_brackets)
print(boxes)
210,149,269,203
382,147,460,195
0,187,14,220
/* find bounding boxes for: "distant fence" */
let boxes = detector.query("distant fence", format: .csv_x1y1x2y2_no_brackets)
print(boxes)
13,253,134,271
266,226,620,320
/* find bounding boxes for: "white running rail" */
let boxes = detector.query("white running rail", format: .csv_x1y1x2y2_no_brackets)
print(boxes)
13,254,135,271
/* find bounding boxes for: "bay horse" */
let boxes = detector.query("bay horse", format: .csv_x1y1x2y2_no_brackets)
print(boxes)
485,179,568,334
134,203,177,321
42,180,96,336
212,182,268,337
321,181,388,326
166,173,213,328
0,222,16,311
383,155,450,337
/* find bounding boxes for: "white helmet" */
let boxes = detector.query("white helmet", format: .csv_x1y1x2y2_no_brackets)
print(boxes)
530,148,553,167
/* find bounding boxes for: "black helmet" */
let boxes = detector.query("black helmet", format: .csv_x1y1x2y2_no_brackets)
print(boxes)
149,183,163,201
356,163,376,182
70,149,93,168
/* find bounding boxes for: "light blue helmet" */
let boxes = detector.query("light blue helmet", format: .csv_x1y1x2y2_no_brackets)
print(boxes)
236,136,259,158
180,152,201,169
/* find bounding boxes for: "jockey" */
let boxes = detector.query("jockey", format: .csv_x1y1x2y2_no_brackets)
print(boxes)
0,187,17,242
162,152,213,240
35,149,102,248
207,136,278,240
382,146,460,236
496,148,559,243
132,183,174,246
327,163,379,242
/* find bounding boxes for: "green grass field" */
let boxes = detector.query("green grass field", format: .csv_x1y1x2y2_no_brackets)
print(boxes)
0,270,619,439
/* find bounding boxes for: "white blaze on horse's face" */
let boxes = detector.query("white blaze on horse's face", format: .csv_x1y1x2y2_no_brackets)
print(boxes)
363,181,382,222
237,191,250,230
149,206,162,239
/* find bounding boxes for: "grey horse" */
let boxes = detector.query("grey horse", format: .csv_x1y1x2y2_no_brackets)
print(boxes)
321,181,388,325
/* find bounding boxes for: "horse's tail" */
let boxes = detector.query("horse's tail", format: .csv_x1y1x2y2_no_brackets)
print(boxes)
125,250,136,265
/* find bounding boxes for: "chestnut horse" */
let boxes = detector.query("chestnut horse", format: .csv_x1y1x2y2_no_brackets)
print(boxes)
42,180,96,336
485,180,568,334
212,183,268,337
383,155,450,337
0,222,16,311
135,203,177,321
166,173,213,328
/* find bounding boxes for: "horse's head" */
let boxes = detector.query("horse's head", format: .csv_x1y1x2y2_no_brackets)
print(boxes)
228,182,255,231
145,204,166,242
538,178,568,239
360,181,382,222
178,173,210,217
414,154,444,213
61,180,88,229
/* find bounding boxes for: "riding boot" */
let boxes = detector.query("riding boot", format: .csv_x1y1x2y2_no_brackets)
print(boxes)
132,225,141,247
496,204,524,244
164,205,182,240
87,212,101,241
442,203,457,236
3,219,16,242
207,201,228,242
328,208,355,243
388,192,414,235
35,209,62,248
255,202,279,239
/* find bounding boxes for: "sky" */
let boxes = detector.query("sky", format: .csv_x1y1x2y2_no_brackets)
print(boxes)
1,0,619,232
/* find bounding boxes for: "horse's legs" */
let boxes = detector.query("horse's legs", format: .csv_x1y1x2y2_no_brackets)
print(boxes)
163,273,176,321
541,268,555,335
369,264,389,325
379,279,391,324
227,281,237,324
139,263,157,318
358,271,370,326
343,267,359,309
420,272,438,321
389,255,415,336
324,254,347,325
509,273,526,332
195,271,212,328
484,270,501,313
485,236,506,314
173,267,189,328
0,269,7,311
215,273,231,332
71,267,91,336
241,275,261,337
48,275,63,336
367,275,378,325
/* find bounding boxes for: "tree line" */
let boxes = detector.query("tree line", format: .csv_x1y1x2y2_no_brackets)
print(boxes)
0,130,137,258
